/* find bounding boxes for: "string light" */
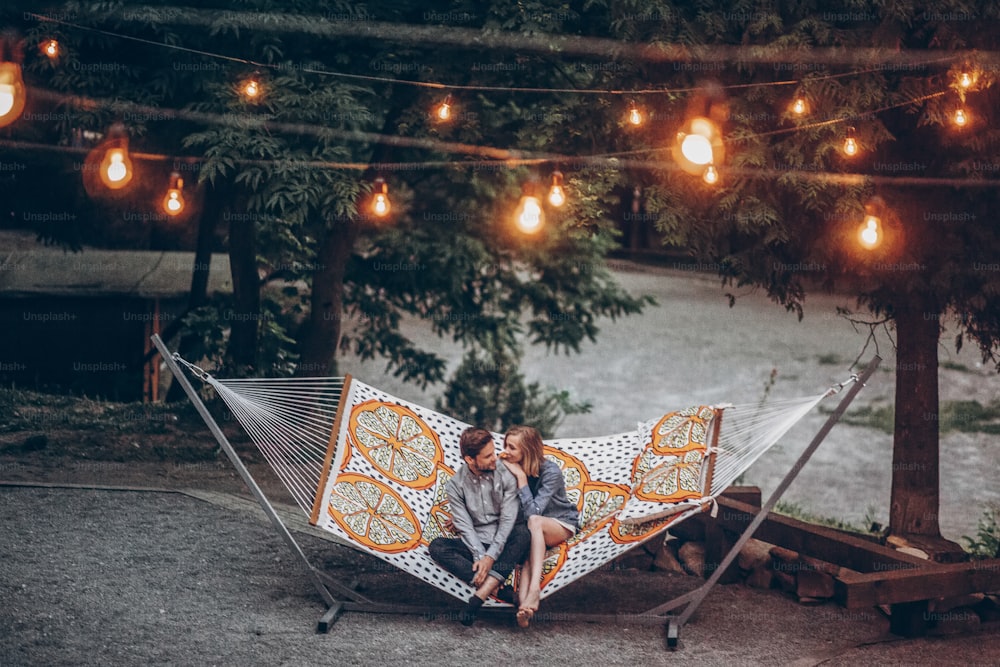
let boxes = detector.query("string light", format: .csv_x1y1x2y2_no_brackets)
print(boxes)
0,61,26,128
627,100,643,126
954,108,968,127
958,71,973,89
97,124,134,190
41,39,60,59
859,214,881,249
435,94,453,121
242,77,261,99
790,95,808,116
842,126,858,157
514,181,544,233
162,172,185,215
370,176,391,217
673,117,724,177
547,170,566,207
702,164,719,185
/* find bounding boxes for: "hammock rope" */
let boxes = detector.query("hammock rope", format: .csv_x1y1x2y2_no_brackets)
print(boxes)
173,352,852,603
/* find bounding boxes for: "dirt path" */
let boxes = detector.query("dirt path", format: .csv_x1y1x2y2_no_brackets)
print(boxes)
4,480,999,667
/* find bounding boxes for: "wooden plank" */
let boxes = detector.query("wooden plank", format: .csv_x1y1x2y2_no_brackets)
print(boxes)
837,559,1000,608
710,497,931,572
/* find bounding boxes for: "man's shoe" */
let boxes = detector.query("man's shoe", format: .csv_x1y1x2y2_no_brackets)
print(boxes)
494,586,516,606
460,595,484,626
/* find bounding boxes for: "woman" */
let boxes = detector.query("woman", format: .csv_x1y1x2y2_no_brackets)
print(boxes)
499,425,579,628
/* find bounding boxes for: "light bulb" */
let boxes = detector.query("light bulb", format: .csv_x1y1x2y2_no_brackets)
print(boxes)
791,97,807,115
954,108,968,127
628,103,642,126
702,165,719,185
43,40,59,58
99,147,133,189
680,133,714,166
547,171,566,207
436,95,452,121
514,195,544,233
0,62,27,128
859,215,880,249
370,178,391,217
842,128,859,157
162,174,185,215
243,79,260,98
959,71,973,89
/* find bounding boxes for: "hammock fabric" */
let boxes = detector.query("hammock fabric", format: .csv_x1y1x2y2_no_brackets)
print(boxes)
201,369,829,607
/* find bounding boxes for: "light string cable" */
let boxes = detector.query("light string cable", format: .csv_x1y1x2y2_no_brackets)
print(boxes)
26,11,978,96
4,86,996,189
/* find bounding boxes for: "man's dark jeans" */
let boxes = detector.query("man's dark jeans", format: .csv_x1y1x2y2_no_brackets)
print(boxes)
428,524,531,585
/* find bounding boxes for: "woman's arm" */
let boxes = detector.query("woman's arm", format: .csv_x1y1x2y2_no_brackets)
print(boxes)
517,460,564,518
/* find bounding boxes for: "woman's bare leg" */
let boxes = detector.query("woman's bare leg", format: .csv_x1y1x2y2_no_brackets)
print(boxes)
520,515,573,617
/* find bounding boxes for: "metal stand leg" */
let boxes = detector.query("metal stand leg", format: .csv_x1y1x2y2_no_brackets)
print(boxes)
151,335,343,628
660,355,882,650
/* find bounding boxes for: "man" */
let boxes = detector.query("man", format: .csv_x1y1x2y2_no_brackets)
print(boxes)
428,426,530,626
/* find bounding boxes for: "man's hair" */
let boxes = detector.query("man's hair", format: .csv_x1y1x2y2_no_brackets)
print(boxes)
459,427,494,460
504,425,544,477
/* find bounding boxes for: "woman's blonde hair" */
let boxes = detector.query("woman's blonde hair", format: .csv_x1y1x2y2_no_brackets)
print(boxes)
505,425,544,478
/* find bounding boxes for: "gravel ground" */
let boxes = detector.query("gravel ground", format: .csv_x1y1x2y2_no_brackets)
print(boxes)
2,481,999,667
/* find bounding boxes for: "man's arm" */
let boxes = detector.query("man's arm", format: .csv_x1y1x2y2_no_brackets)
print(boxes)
446,476,487,560
485,463,520,561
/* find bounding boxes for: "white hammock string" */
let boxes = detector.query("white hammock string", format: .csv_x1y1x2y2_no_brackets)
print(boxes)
179,360,845,520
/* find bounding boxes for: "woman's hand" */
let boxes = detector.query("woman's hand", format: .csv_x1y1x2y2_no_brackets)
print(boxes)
501,457,528,486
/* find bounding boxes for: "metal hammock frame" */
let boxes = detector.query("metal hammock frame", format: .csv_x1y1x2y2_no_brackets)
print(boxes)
151,334,880,649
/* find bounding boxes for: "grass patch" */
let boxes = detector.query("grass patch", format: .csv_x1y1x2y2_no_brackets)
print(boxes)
833,399,1000,435
962,505,1000,558
941,360,972,373
773,500,878,535
816,353,841,365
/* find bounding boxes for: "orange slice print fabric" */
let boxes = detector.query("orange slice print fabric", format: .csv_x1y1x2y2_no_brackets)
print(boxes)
327,473,421,554
348,400,444,489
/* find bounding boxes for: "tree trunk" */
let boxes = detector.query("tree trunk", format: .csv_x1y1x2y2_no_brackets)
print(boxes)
295,82,419,377
296,221,356,377
890,294,941,537
228,207,259,370
165,182,223,401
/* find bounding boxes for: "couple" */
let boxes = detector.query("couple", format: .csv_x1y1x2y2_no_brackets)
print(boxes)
428,425,579,627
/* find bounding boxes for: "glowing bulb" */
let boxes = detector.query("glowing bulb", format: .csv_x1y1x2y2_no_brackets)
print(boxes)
0,62,27,128
703,165,719,185
43,40,59,58
842,128,859,157
162,174,185,215
680,133,714,166
959,71,973,89
548,185,565,207
859,215,880,249
628,102,643,126
370,177,391,217
436,95,452,121
514,195,544,233
547,171,566,207
791,97,807,115
243,79,260,98
99,147,133,189
954,108,968,127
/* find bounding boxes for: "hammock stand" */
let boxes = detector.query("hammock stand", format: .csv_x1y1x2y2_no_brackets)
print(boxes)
152,334,879,649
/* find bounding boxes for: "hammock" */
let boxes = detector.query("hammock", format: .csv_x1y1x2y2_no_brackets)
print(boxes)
170,354,843,606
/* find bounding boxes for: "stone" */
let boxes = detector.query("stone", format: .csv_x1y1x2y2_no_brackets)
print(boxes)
744,566,774,590
678,541,706,578
652,541,687,574
931,593,985,613
796,569,835,599
737,538,773,573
